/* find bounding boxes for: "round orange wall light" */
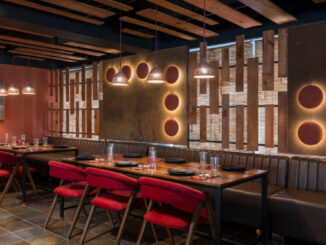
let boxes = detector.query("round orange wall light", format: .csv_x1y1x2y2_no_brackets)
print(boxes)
165,66,179,84
122,65,132,79
165,94,179,111
136,62,149,79
164,119,179,136
298,85,323,109
106,67,116,82
298,121,323,145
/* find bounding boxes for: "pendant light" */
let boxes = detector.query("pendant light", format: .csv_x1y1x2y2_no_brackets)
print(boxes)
22,58,35,95
112,12,128,86
0,50,7,96
147,5,165,84
7,56,20,95
193,0,215,79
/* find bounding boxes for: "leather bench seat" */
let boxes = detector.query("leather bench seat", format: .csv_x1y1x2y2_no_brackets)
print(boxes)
111,141,148,156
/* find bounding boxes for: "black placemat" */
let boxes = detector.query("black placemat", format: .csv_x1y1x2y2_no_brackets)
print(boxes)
123,153,143,158
165,158,186,164
220,165,247,172
167,168,196,176
75,155,95,161
52,145,68,148
29,142,43,146
12,146,29,149
115,161,139,167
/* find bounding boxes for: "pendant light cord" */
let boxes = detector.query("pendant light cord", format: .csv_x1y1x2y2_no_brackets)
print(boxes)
204,0,206,43
119,10,122,69
0,49,2,82
155,5,158,52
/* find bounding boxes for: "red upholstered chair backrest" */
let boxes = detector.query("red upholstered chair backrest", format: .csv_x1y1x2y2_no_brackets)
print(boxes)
48,161,86,181
86,167,138,191
139,177,206,206
0,151,21,167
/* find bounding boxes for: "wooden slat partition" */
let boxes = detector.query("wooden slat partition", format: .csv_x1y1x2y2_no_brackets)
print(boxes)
75,71,79,94
55,109,59,136
262,29,275,91
222,94,229,148
66,109,69,134
278,28,288,77
200,80,207,94
76,102,79,137
55,69,58,102
200,106,207,142
50,70,53,96
209,60,219,114
93,61,98,100
70,79,75,114
188,52,197,124
81,64,86,101
59,70,64,134
278,92,288,153
236,35,244,92
50,103,53,135
94,109,99,136
86,78,92,138
265,105,274,147
99,100,103,138
65,67,69,102
99,61,103,93
82,110,86,138
247,58,259,151
222,48,229,82
236,105,244,150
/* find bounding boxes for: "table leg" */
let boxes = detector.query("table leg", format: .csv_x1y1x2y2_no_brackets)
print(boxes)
60,197,64,219
74,149,78,157
214,187,222,245
22,154,27,204
261,174,269,244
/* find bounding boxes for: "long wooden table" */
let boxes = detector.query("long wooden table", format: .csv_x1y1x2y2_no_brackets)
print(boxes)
0,144,78,203
62,154,269,245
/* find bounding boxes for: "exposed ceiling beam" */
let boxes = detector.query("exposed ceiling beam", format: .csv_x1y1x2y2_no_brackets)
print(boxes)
312,0,326,3
146,0,219,25
8,50,77,63
39,0,115,18
63,41,120,54
0,25,54,38
137,8,218,37
4,0,104,25
92,0,133,11
122,28,154,39
183,0,262,28
15,48,87,61
238,0,297,24
15,55,45,61
0,35,106,56
0,40,74,55
0,45,5,49
120,16,196,40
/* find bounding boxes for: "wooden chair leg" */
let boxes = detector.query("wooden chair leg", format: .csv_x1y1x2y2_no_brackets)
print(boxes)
144,199,159,242
79,204,96,245
106,210,114,228
0,163,20,205
26,167,38,195
136,200,153,245
205,199,215,240
66,184,91,239
14,178,21,192
185,201,203,245
114,189,138,245
43,194,59,229
166,227,175,245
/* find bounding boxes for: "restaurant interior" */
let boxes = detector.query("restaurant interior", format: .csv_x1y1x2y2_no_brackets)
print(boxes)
0,0,325,244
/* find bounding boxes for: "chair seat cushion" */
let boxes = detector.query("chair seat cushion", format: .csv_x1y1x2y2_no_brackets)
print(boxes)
91,191,142,211
17,166,37,175
54,181,89,198
144,205,206,229
0,169,11,177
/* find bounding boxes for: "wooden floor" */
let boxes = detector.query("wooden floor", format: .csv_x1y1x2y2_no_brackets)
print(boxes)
0,188,308,245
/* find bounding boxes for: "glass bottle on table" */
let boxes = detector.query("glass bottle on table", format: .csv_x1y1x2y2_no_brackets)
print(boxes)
4,133,8,146
34,138,39,150
43,136,48,148
107,143,114,165
12,136,17,146
148,147,157,169
21,135,26,145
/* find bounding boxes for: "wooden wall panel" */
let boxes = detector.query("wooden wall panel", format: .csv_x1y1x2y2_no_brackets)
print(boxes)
236,35,244,92
66,109,69,134
75,71,79,94
82,109,86,138
278,28,288,77
222,47,229,81
81,64,86,101
94,109,99,135
50,102,53,135
99,100,103,138
86,78,92,138
76,102,79,138
65,67,69,101
99,61,103,93
55,109,59,136
222,94,229,148
262,29,275,91
50,70,53,96
93,61,98,100
188,52,197,124
55,69,59,102
59,70,64,134
236,105,244,150
265,105,274,147
200,106,207,142
247,57,259,151
200,80,207,94
70,79,75,114
209,60,219,114
278,92,288,153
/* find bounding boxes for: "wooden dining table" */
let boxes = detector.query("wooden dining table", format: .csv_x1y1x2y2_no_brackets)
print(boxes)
0,144,78,204
62,154,269,245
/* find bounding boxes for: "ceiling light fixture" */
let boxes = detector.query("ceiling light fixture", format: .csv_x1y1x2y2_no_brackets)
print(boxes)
22,58,35,95
194,0,215,79
7,56,20,96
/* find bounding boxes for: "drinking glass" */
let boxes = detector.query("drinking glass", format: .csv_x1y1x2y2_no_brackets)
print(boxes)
43,136,48,148
21,135,26,145
148,147,157,169
4,133,8,145
107,143,114,165
34,138,39,150
200,151,207,170
12,136,17,146
210,157,219,176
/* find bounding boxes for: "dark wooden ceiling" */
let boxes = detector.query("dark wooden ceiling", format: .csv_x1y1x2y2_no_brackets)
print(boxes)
0,0,325,69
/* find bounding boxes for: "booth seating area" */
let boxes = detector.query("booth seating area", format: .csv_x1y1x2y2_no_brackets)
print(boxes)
25,137,326,244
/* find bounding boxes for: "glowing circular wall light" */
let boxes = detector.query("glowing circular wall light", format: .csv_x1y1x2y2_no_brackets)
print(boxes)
164,119,179,136
106,67,116,82
298,85,323,109
298,121,323,145
122,65,132,79
165,94,179,111
165,66,179,84
137,62,149,79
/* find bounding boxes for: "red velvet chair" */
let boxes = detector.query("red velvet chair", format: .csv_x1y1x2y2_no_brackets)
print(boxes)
43,161,96,238
0,151,37,205
137,177,215,245
80,167,143,245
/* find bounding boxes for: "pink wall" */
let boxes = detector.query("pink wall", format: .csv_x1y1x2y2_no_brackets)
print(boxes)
0,64,50,142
